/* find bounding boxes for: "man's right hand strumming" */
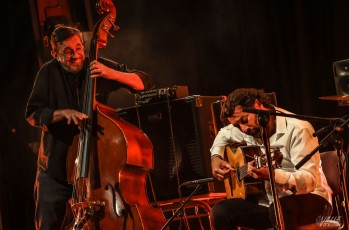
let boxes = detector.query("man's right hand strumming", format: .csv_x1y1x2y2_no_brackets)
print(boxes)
211,155,235,181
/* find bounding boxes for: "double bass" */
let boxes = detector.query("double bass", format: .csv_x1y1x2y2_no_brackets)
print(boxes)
65,0,167,229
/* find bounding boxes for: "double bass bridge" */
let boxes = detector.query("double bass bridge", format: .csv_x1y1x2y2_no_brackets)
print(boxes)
70,200,106,229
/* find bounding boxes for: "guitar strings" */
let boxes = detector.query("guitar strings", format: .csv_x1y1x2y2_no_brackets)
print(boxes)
238,165,249,179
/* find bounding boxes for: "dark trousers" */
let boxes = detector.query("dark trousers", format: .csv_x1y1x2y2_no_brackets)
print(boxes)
34,172,73,230
212,194,331,230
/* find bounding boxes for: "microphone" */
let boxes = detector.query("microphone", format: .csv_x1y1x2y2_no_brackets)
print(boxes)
313,124,335,137
313,115,347,137
180,178,214,187
242,108,274,115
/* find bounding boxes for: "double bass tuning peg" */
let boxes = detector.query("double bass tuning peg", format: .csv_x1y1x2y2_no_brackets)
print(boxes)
107,16,120,31
103,18,120,38
114,25,120,31
103,27,115,38
102,25,119,38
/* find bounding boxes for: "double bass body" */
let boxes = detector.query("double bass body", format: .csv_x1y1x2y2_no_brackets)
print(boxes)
67,103,166,229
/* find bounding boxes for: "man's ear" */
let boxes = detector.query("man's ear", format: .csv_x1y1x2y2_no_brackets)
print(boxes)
254,99,263,108
51,50,57,59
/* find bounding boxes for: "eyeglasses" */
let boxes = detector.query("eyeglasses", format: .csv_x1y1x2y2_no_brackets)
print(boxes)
59,47,84,59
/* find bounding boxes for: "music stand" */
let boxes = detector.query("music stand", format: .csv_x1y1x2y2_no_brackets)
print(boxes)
161,184,204,230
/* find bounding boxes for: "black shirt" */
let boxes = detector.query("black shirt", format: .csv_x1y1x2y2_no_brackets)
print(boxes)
26,57,154,183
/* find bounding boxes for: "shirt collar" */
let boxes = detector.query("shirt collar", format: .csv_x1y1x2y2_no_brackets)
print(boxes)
274,107,289,139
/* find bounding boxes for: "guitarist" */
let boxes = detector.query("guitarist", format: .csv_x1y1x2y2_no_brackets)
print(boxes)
210,88,332,230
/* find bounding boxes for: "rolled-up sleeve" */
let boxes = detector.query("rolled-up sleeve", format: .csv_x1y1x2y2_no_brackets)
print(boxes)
275,126,320,194
210,124,245,159
99,58,155,92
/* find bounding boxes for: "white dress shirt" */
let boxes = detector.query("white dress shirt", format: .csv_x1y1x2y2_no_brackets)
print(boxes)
210,107,332,207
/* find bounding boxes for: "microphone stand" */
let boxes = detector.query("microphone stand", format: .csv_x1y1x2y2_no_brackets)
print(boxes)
332,134,349,228
290,113,349,225
242,108,344,123
297,117,349,228
258,113,285,230
295,114,349,170
161,184,203,230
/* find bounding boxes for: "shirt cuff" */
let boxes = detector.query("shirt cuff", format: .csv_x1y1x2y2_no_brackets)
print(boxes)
211,154,223,160
275,170,296,187
210,146,225,159
40,108,54,130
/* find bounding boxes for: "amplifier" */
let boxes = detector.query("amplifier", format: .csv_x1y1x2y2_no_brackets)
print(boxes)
117,95,224,201
135,85,189,105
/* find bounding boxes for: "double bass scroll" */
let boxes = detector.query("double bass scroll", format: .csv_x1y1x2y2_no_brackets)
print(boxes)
65,0,167,229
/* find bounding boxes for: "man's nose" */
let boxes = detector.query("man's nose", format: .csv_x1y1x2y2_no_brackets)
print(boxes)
71,50,78,58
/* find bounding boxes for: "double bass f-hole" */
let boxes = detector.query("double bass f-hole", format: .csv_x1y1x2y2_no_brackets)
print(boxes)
105,183,126,217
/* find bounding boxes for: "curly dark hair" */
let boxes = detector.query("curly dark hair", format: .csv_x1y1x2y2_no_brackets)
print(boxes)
221,88,272,120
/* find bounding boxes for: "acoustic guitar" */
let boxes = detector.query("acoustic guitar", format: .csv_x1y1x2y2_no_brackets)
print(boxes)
224,145,283,200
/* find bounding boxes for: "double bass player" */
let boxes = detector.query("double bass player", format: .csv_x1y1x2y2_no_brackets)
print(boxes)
25,25,154,229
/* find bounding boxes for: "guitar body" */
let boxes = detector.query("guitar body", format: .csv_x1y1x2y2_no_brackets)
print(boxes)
224,146,265,199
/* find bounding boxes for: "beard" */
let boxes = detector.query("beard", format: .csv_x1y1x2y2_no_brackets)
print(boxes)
59,56,85,74
245,127,261,138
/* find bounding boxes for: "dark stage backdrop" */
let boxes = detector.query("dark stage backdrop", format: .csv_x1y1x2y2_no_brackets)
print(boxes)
1,0,349,229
